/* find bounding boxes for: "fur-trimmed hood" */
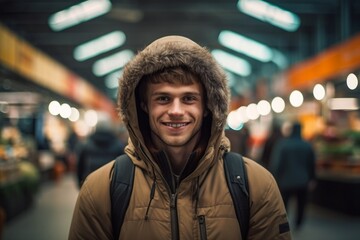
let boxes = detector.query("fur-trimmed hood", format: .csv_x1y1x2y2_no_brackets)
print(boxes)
117,36,231,163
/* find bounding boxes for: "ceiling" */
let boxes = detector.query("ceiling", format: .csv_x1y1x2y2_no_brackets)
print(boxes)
0,0,360,105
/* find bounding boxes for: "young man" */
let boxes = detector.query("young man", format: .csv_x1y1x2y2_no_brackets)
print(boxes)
69,36,291,239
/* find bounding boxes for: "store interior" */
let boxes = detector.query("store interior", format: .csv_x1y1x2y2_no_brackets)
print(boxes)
0,0,360,239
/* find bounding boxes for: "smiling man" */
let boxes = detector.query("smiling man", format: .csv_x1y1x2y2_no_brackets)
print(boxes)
69,36,291,240
138,68,206,174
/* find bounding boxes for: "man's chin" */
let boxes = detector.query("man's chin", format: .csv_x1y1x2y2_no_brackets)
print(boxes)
163,138,186,147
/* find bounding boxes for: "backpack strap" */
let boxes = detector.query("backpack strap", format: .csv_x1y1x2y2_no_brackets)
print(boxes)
223,151,250,240
110,154,135,240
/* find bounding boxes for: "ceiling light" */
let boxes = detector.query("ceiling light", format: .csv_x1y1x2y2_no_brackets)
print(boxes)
211,49,251,76
105,70,123,89
84,109,98,127
48,100,61,116
49,0,112,31
257,100,271,116
289,90,304,107
224,71,236,87
346,73,358,90
271,96,285,113
246,103,260,120
227,110,244,130
237,0,300,32
74,31,126,61
59,103,72,119
219,30,273,62
313,84,325,100
328,98,359,111
92,49,134,77
271,49,288,69
237,106,249,123
69,107,80,122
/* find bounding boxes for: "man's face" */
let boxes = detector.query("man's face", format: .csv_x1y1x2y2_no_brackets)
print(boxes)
142,80,206,149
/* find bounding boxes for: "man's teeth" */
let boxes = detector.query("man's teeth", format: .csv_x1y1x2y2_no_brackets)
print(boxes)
166,123,187,128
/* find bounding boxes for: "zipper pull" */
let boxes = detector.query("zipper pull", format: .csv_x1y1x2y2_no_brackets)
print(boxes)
198,215,207,240
170,193,177,209
198,215,205,224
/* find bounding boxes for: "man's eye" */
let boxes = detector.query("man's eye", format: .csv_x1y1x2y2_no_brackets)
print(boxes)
157,96,170,102
183,96,197,102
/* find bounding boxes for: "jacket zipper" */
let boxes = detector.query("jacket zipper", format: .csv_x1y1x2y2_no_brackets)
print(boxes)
198,215,207,240
132,144,182,240
170,193,179,240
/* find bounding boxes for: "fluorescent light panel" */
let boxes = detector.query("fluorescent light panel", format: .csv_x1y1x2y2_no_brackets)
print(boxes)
237,0,300,32
219,30,273,62
93,50,134,77
271,49,288,69
74,31,126,61
105,70,123,89
49,0,112,31
211,49,251,77
219,30,288,68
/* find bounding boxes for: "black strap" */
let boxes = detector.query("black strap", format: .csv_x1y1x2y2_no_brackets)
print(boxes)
224,152,250,240
110,154,134,240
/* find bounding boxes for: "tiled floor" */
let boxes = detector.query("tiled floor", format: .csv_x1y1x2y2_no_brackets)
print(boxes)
289,201,360,240
2,173,360,240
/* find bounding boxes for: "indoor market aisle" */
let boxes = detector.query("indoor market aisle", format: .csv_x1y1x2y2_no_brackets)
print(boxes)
3,173,360,240
3,174,79,240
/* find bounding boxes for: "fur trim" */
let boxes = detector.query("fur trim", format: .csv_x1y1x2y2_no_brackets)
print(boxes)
118,36,230,130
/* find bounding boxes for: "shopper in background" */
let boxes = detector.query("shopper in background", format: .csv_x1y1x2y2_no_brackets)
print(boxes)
69,35,291,239
75,119,125,188
260,121,283,169
270,121,316,230
224,124,250,156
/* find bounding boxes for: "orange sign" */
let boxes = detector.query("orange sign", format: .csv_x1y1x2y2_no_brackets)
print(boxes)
0,23,117,118
285,33,360,90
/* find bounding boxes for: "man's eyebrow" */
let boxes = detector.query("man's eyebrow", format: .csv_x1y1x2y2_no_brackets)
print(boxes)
151,91,201,96
150,92,170,96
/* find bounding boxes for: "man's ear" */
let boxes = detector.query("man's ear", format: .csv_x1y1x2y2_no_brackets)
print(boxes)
141,102,148,113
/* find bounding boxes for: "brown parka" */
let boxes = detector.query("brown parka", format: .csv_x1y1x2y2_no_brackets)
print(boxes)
69,36,291,240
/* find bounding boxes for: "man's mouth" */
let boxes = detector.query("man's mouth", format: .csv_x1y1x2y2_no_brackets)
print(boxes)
164,123,188,128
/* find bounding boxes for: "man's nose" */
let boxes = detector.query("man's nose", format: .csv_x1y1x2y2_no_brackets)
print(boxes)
168,99,184,115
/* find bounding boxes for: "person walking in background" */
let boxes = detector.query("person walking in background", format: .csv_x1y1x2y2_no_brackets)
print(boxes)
69,35,291,239
75,119,125,188
224,124,250,156
260,121,283,169
270,121,316,230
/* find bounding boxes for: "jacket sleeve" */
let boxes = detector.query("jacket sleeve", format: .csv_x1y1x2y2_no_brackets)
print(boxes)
68,163,114,240
245,159,292,240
